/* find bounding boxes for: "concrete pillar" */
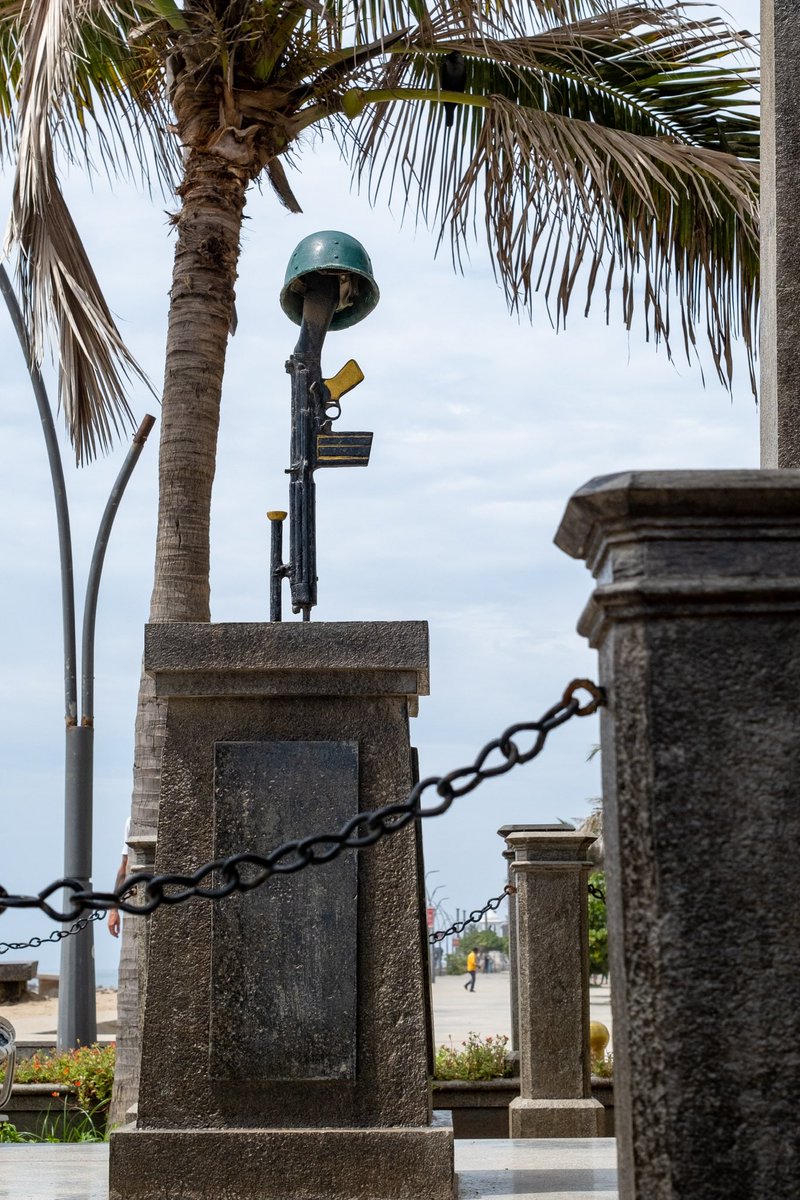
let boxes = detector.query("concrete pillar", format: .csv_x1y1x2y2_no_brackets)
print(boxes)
504,828,603,1139
499,840,518,1053
110,621,453,1200
108,832,156,1128
555,470,800,1199
497,822,574,1056
760,1,800,466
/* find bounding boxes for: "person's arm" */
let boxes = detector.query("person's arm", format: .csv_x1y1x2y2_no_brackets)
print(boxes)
107,853,128,938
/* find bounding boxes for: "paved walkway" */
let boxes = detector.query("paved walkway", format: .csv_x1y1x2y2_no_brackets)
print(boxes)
1,973,617,1199
3,974,614,1052
0,1140,618,1199
432,972,613,1051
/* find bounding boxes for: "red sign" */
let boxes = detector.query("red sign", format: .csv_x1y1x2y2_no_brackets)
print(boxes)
426,905,436,929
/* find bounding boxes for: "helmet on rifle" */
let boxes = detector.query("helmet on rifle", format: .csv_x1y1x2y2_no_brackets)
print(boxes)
280,231,380,330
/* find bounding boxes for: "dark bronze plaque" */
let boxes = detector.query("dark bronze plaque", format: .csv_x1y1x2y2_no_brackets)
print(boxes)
210,740,358,1081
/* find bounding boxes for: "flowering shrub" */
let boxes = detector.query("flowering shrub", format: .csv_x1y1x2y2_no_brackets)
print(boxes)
434,1033,512,1081
591,1050,614,1079
0,1043,115,1116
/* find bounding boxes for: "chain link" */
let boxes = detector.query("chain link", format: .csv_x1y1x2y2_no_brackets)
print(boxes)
0,909,103,955
429,884,516,944
430,875,607,946
0,679,605,924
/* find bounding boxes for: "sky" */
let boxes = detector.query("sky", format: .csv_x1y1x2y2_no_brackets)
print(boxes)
0,0,760,974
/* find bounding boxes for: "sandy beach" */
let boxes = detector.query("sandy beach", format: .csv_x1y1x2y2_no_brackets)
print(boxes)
0,988,118,1042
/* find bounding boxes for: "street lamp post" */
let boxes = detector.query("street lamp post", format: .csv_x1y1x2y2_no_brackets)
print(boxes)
0,264,155,1049
426,873,448,986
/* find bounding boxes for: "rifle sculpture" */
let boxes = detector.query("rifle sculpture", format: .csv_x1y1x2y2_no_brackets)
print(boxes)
270,233,379,621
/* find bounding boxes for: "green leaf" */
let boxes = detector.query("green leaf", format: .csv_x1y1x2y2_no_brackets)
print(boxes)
136,0,187,31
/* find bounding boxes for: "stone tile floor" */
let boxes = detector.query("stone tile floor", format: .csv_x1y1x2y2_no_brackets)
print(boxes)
431,973,613,1051
0,1139,618,1199
456,1139,618,1198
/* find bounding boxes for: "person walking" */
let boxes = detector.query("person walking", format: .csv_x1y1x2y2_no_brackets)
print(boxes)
464,948,477,992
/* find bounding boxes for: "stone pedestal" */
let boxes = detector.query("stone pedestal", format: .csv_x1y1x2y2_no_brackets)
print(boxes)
502,828,602,1140
109,621,454,1200
556,470,800,1199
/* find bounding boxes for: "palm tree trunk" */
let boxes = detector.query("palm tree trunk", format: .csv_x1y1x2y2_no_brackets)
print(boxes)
110,148,249,1126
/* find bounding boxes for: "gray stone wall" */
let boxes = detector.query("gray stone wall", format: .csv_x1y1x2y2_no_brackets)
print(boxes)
556,470,800,1199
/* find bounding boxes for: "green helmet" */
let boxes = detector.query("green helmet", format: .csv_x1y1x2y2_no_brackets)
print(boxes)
280,231,380,330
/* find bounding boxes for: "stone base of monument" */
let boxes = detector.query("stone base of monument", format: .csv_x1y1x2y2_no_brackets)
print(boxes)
108,622,453,1200
109,1127,454,1200
509,1097,605,1139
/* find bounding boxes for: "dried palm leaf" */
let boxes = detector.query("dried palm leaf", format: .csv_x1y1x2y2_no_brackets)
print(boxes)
2,0,177,460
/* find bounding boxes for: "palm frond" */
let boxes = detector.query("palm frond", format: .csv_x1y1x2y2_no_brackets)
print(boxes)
0,0,23,162
350,1,759,389
462,98,758,387
6,132,146,461
2,0,177,460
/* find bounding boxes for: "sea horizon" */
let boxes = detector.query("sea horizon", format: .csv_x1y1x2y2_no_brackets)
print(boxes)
95,967,118,989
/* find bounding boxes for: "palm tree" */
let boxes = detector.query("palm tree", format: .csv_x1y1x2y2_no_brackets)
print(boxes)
0,0,759,1119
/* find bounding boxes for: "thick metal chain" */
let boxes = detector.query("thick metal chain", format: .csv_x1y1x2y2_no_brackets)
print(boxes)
0,909,103,955
587,881,607,903
0,679,604,924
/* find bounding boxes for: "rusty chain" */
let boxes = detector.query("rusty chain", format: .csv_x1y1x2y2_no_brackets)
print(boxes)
0,679,604,924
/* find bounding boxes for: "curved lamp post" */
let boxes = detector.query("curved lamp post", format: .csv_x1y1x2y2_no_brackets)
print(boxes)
0,264,154,1050
269,231,379,621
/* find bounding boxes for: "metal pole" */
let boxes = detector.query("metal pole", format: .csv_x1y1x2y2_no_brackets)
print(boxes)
58,724,95,1048
0,265,77,722
268,512,287,622
58,415,156,1050
81,416,156,722
2,266,154,1049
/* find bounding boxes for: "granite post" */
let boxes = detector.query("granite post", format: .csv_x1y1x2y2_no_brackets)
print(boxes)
498,836,518,1053
109,621,454,1200
503,828,603,1139
760,0,800,466
555,470,800,1199
109,831,155,1128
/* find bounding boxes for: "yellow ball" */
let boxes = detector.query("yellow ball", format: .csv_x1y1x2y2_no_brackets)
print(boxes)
589,1021,610,1060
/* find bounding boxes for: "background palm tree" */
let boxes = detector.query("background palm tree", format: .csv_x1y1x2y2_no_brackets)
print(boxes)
0,0,759,1119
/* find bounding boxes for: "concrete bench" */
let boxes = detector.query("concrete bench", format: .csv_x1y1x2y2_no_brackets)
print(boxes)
0,961,37,1003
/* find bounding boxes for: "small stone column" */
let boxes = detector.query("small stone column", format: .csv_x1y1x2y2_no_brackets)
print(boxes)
109,832,156,1128
499,839,518,1052
110,621,453,1200
504,828,603,1139
555,470,800,1199
497,822,573,1055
